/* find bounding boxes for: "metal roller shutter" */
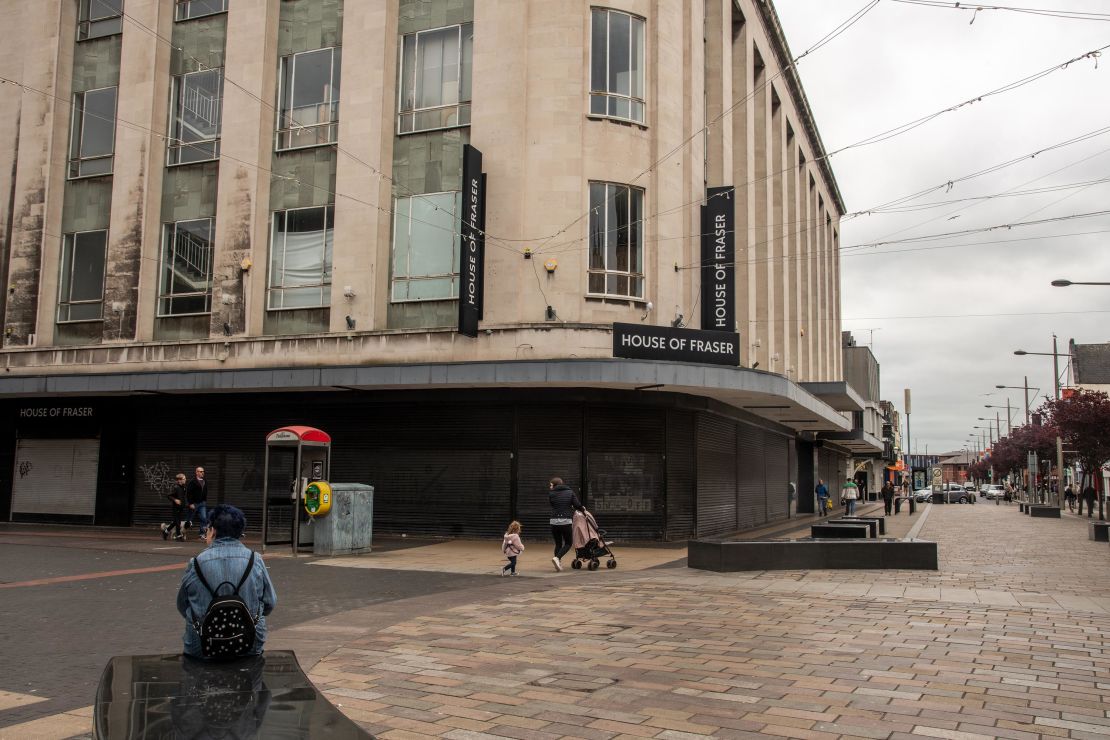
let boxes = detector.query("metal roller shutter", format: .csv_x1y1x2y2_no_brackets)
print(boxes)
11,438,100,518
665,410,695,541
764,431,790,522
516,406,583,541
737,423,766,530
696,413,736,536
586,407,665,541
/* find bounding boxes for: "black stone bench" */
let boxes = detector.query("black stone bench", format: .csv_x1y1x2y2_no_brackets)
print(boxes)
94,651,372,739
811,523,870,539
1089,521,1110,542
827,518,878,538
834,516,886,535
1019,503,1026,512
1029,505,1061,518
688,538,938,571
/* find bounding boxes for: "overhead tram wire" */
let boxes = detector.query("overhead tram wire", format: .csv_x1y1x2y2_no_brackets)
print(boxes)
857,177,1110,214
889,0,1110,23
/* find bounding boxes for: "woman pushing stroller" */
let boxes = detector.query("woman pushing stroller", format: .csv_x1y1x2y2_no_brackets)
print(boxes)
548,477,583,571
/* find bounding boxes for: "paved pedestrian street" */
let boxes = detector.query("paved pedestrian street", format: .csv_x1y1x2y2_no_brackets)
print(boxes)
304,503,1110,739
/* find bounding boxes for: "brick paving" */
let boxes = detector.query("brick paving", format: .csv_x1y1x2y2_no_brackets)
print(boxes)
306,503,1110,739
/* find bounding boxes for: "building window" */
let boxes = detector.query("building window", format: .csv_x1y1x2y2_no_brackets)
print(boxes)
391,192,461,302
397,24,473,135
590,8,645,124
159,219,214,316
268,206,334,309
276,47,341,151
588,182,644,299
69,87,117,179
168,69,223,165
175,0,228,21
78,0,124,41
58,231,108,323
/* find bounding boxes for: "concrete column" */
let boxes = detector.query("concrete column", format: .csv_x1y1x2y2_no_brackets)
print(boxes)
770,96,784,375
704,0,732,187
211,0,280,338
832,222,842,379
752,48,770,370
800,163,814,379
731,17,752,366
814,192,826,379
786,139,800,379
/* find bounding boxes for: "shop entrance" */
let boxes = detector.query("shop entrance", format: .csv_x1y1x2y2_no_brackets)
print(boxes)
11,438,100,520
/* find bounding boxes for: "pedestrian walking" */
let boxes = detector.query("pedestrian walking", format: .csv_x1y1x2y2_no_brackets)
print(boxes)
1064,484,1076,513
881,481,895,516
547,477,583,572
1082,481,1097,518
841,479,859,516
186,466,209,538
815,479,829,517
160,473,188,541
501,520,524,576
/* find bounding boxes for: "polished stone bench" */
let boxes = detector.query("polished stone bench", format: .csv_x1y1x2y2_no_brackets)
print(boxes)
827,518,878,538
1029,505,1061,518
833,515,886,536
688,538,938,571
93,651,371,739
1090,521,1110,542
811,523,870,538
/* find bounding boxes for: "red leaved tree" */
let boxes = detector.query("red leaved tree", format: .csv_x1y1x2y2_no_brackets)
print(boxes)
1041,389,1110,520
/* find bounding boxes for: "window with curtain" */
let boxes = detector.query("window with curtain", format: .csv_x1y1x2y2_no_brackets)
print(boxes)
397,23,473,134
78,0,123,41
58,231,108,322
175,0,228,21
268,206,334,310
276,47,342,150
159,219,214,316
589,8,645,124
168,69,223,165
69,87,117,179
391,192,462,302
588,182,644,299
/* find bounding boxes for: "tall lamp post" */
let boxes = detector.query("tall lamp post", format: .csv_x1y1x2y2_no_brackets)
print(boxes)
1014,334,1071,507
996,379,1039,425
1051,279,1110,287
985,402,1013,435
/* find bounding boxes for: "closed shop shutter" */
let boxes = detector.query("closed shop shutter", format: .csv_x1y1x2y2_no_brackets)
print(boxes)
737,423,765,530
517,406,583,540
665,410,695,541
764,431,790,522
586,407,665,541
696,413,736,536
12,438,100,518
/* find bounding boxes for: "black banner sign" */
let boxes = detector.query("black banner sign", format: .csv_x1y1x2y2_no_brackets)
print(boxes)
458,145,485,337
613,323,740,366
700,186,735,332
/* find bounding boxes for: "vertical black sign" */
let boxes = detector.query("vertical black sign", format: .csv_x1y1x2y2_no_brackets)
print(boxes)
458,145,484,337
700,186,735,332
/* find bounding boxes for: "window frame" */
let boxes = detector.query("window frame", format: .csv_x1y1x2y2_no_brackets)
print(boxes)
588,7,647,126
68,86,118,180
267,205,335,311
390,190,463,303
157,218,216,318
167,68,224,166
586,181,646,301
275,47,342,152
396,23,474,136
78,0,124,42
57,229,109,324
174,0,229,22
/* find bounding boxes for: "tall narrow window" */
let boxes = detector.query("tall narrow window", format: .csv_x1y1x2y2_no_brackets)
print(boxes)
276,48,342,150
268,206,334,309
78,0,124,41
58,231,108,322
397,24,473,135
69,87,118,179
168,69,223,165
391,192,462,301
175,0,228,21
159,219,215,316
588,182,644,299
590,9,645,124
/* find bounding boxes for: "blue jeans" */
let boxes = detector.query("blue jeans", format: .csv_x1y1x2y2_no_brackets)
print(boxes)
817,497,829,515
191,503,208,533
846,499,856,515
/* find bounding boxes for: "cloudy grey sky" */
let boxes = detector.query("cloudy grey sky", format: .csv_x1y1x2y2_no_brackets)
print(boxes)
773,0,1110,455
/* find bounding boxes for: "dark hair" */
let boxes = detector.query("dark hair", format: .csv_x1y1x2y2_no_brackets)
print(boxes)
549,477,563,487
206,505,246,539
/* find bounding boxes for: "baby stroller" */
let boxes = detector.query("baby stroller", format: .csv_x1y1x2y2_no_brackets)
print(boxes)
570,509,617,571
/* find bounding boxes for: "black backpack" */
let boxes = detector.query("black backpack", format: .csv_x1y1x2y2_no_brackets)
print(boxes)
191,552,260,660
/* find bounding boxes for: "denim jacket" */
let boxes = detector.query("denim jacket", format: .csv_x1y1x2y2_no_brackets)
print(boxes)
176,538,277,659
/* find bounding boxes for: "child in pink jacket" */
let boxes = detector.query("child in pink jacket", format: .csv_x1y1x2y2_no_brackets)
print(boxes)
501,521,524,576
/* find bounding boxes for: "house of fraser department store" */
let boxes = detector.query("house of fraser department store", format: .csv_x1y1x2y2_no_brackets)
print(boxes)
0,0,878,539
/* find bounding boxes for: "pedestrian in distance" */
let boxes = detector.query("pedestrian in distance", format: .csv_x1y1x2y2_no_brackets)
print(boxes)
881,481,895,516
1064,483,1076,513
176,505,276,660
186,466,209,539
815,479,829,517
547,477,583,572
841,479,859,516
501,520,524,576
1082,481,1097,518
160,473,188,541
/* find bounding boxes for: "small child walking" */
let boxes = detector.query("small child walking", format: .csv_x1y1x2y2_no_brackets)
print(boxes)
501,521,524,576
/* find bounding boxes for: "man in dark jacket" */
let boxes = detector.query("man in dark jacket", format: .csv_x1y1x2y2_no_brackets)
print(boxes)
548,477,583,571
186,466,209,538
881,481,895,516
161,473,188,541
1082,481,1098,518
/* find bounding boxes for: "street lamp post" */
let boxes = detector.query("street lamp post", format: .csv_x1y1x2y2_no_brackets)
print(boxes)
1014,335,1071,507
1051,279,1110,287
998,378,1037,425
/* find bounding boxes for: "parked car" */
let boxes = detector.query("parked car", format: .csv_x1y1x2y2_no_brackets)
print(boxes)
984,485,1007,499
913,487,932,503
944,483,974,504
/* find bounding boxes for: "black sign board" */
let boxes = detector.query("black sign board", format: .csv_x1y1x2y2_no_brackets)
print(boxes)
613,323,740,366
458,145,485,337
700,186,735,332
